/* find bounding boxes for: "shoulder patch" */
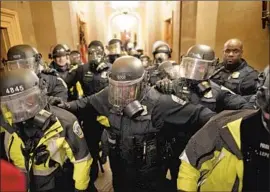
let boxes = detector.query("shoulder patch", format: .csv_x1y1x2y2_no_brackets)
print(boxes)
204,90,213,98
231,71,240,79
72,121,84,138
171,94,186,105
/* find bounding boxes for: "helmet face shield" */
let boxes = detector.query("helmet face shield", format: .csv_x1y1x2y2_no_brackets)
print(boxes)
108,74,144,109
0,86,47,123
6,57,37,72
108,43,121,55
179,57,216,80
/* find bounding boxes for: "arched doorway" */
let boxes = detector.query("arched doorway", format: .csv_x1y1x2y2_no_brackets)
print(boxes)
108,11,143,51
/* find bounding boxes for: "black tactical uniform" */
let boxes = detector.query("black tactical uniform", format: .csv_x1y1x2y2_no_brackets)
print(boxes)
64,40,111,183
55,56,216,192
155,44,254,190
177,66,270,192
49,44,81,101
210,59,259,95
0,69,92,192
148,41,172,86
6,44,68,101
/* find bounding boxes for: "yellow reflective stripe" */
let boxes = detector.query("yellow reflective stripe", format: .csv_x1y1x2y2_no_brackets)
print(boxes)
76,82,84,97
62,139,91,190
1,105,13,125
96,116,110,127
74,158,92,190
0,126,5,133
227,118,242,150
57,77,68,89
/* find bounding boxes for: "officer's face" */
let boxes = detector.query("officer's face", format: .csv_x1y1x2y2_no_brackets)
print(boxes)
141,58,149,68
55,56,68,67
88,46,104,63
223,42,243,65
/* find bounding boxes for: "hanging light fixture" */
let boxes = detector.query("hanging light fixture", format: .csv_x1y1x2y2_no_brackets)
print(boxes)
110,1,140,13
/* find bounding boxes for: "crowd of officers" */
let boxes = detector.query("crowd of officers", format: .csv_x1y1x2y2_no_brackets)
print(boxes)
0,37,269,192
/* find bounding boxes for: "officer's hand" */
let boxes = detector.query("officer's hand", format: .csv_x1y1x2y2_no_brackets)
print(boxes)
155,78,173,94
42,68,58,76
47,96,63,106
57,101,71,110
100,152,107,164
96,62,108,72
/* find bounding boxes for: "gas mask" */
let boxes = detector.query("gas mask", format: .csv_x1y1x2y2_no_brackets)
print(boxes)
123,100,144,118
154,53,169,65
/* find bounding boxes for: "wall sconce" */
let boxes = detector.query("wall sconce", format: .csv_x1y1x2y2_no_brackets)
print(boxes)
262,1,270,29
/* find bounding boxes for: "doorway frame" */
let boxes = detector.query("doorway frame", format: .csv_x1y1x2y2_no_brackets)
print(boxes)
1,8,23,47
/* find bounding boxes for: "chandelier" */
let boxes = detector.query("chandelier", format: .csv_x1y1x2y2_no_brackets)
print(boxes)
110,1,140,13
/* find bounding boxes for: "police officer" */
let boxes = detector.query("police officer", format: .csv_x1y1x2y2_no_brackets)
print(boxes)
64,40,111,183
53,56,216,192
5,44,68,101
210,38,259,95
70,50,83,67
177,66,269,192
107,38,122,64
136,48,144,58
49,44,71,79
49,44,83,101
65,40,111,96
155,44,254,190
156,44,254,112
147,41,173,85
139,55,150,69
0,69,92,192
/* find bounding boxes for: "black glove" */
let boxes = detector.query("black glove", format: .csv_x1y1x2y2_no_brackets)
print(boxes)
47,96,63,106
155,78,174,94
96,62,109,72
41,68,59,76
100,152,107,164
57,101,71,110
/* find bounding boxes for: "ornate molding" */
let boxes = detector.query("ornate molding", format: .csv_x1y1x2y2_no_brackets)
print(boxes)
1,8,23,46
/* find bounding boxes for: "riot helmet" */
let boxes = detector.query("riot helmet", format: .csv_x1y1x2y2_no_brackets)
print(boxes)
158,61,181,80
70,50,82,66
179,44,217,81
256,66,270,132
152,41,172,65
107,39,122,64
108,56,147,117
0,69,47,123
136,48,144,57
129,49,140,58
6,44,43,74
